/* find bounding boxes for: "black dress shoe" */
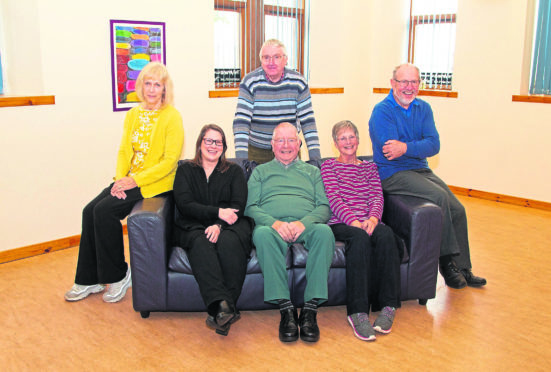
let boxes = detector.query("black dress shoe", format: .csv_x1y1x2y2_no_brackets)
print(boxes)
439,259,467,289
298,309,320,342
206,311,240,336
279,308,299,342
216,300,237,327
460,269,487,287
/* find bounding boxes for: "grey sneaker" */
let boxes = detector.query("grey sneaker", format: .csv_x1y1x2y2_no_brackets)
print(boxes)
347,313,376,341
65,283,105,302
103,268,132,303
373,306,395,334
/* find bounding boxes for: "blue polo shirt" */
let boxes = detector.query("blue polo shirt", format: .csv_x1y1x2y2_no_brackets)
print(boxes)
368,90,440,180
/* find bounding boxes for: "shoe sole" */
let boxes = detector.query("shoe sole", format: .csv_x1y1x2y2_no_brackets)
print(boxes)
299,334,320,343
103,282,132,303
347,317,376,341
373,325,392,334
280,334,299,342
64,286,105,302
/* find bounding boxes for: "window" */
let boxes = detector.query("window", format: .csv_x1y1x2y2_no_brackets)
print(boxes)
408,0,457,90
530,0,551,95
214,0,309,88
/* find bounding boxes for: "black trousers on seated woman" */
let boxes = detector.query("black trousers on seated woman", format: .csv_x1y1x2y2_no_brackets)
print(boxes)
184,223,250,316
75,184,143,285
330,223,402,315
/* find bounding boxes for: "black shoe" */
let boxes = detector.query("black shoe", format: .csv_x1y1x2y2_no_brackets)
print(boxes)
298,309,320,342
439,259,467,289
279,308,299,342
216,300,237,327
460,269,487,287
206,311,240,336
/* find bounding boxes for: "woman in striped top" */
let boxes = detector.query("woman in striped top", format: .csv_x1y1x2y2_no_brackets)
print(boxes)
320,120,401,342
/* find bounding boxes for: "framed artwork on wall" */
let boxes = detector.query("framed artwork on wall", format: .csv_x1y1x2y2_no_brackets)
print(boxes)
109,19,166,111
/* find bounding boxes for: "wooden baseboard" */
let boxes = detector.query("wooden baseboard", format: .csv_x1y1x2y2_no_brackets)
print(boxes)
449,186,551,211
2,187,550,265
0,225,127,265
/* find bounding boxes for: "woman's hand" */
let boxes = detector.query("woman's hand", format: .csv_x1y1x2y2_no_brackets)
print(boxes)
111,177,137,199
219,208,239,225
362,217,379,236
205,224,221,243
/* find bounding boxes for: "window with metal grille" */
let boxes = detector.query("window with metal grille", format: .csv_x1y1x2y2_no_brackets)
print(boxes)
408,0,457,90
214,0,309,89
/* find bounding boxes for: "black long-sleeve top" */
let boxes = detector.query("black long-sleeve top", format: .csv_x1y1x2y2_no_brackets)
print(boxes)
173,160,253,251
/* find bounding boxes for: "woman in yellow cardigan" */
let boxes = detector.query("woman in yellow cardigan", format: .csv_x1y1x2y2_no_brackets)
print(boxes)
65,62,184,303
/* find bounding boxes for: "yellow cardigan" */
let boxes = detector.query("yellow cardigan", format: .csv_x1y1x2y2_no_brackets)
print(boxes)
115,105,184,198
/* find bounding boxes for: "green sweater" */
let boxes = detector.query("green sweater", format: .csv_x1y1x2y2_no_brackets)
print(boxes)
245,159,331,228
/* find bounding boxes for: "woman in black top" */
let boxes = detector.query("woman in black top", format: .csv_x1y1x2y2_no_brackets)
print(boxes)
173,124,253,336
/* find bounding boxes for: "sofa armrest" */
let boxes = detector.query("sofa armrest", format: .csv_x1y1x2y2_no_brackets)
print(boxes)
127,194,174,312
383,193,442,300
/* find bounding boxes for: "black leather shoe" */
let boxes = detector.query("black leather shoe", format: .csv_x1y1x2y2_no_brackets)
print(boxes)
439,260,467,289
460,269,487,287
216,300,237,327
279,308,299,342
298,309,320,342
206,310,240,336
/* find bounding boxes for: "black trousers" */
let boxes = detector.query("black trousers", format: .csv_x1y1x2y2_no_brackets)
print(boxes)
75,184,143,285
330,223,401,315
186,229,249,316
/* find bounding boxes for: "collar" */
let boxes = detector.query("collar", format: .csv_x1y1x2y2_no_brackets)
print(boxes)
263,68,286,84
273,156,299,169
387,89,420,112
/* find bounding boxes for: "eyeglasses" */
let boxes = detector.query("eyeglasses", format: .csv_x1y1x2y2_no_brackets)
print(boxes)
273,138,298,145
337,135,357,143
394,79,421,87
203,138,224,147
261,54,284,63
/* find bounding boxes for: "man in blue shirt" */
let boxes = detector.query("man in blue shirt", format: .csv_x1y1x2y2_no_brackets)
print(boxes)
369,63,486,289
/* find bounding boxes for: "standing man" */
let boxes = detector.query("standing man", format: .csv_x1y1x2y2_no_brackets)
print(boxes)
368,63,486,290
245,123,334,343
233,39,321,164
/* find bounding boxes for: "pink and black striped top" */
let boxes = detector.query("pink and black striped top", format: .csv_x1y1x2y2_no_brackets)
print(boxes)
320,158,384,226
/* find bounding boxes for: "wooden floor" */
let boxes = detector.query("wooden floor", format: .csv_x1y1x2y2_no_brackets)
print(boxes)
2,195,551,371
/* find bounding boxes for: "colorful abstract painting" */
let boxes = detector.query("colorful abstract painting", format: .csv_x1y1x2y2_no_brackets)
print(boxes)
110,20,166,111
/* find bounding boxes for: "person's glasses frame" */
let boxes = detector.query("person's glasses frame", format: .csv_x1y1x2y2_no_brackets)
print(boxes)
203,138,224,147
261,54,284,63
272,137,299,146
336,135,358,143
393,79,421,87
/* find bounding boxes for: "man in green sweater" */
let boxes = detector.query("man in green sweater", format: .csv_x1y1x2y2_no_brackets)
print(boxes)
245,123,335,343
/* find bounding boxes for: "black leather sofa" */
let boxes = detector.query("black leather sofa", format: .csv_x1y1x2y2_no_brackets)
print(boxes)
128,157,442,319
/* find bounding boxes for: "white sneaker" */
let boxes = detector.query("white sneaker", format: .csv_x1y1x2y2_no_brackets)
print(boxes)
65,283,105,302
103,268,132,303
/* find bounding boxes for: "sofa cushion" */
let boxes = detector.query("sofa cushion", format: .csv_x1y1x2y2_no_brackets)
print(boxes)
168,246,292,275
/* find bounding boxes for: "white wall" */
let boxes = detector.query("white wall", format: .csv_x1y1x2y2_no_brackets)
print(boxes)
1,0,549,251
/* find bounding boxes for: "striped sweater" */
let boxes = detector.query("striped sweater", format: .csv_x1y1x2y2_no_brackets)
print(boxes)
320,158,384,226
233,67,321,160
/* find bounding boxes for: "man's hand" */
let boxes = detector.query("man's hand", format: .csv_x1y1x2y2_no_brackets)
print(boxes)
272,220,305,243
383,140,407,160
288,221,306,242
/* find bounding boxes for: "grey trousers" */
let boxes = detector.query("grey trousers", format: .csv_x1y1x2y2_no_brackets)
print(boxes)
381,168,472,270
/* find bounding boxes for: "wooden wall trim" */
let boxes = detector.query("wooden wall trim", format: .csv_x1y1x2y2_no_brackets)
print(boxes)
0,226,127,265
449,186,551,211
209,87,344,98
0,95,56,108
512,94,551,104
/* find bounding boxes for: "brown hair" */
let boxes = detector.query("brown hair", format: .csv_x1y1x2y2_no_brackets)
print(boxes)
190,124,230,173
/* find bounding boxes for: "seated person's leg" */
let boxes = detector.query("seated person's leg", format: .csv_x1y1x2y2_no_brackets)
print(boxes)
298,223,335,304
252,225,291,303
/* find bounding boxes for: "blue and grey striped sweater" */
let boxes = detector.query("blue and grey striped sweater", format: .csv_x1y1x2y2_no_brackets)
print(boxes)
233,67,321,160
